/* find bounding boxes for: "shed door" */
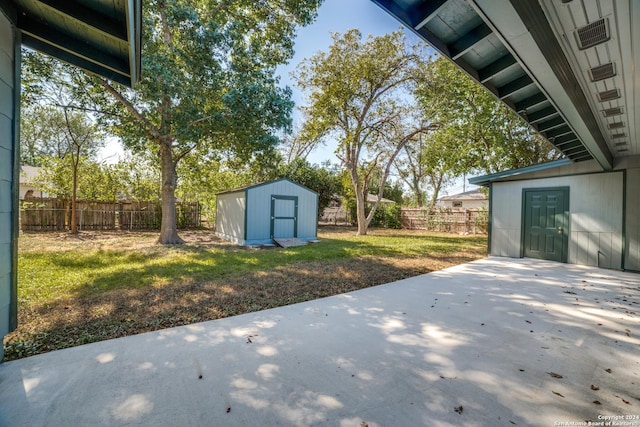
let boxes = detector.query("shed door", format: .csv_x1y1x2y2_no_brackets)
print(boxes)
523,188,569,263
271,196,298,239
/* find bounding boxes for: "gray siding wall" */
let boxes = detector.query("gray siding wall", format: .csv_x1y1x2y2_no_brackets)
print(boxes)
626,168,640,270
491,172,624,269
245,180,317,245
215,192,246,245
0,12,17,360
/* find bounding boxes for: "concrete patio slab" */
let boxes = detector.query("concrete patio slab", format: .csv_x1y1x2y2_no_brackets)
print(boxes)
1,258,639,427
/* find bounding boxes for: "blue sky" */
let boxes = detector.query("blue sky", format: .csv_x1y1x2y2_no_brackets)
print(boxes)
277,0,417,102
277,0,420,165
99,0,473,194
276,1,474,194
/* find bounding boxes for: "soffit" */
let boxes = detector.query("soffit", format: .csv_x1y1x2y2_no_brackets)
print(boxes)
7,0,141,87
371,0,640,171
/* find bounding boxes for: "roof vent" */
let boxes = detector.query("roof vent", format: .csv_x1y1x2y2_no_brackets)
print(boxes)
589,63,616,81
597,89,620,101
614,142,627,147
608,121,624,129
602,107,623,117
576,18,609,49
617,148,629,153
611,133,626,139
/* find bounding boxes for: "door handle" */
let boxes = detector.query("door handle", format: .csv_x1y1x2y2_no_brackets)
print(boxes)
557,227,563,235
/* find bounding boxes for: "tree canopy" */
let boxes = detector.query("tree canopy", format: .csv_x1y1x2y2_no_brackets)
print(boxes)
295,29,436,235
22,0,322,243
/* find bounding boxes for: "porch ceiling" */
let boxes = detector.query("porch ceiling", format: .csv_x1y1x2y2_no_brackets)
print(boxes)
371,0,640,171
3,0,141,87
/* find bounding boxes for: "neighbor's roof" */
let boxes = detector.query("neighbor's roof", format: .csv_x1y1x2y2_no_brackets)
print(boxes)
217,178,318,196
20,165,41,182
366,194,395,204
438,189,486,201
3,0,142,87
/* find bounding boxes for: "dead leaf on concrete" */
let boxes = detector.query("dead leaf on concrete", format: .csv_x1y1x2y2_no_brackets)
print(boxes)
591,385,600,391
547,372,563,379
360,422,369,427
622,398,630,404
454,405,463,414
605,368,612,373
552,391,565,398
593,400,601,405
226,407,231,413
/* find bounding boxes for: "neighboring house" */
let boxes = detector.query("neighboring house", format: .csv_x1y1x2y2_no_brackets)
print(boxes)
216,178,318,246
366,194,395,205
376,0,639,271
19,165,48,199
436,189,487,209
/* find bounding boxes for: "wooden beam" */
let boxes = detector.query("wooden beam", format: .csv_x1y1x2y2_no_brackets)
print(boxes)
498,74,534,99
514,92,547,112
478,54,517,83
449,22,493,59
527,106,557,123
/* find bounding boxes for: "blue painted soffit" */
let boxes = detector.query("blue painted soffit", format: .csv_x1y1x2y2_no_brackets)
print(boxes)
370,0,616,171
2,0,142,87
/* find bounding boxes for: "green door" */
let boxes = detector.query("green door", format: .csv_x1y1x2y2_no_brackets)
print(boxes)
522,188,569,263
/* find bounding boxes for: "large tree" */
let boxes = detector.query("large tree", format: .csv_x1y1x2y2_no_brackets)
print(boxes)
395,130,459,207
414,57,561,176
295,29,436,235
23,0,322,244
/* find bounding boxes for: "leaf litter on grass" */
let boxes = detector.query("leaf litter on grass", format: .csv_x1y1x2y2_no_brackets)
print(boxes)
6,228,487,361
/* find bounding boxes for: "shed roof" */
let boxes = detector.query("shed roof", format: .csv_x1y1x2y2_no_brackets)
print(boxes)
216,178,318,196
468,158,574,187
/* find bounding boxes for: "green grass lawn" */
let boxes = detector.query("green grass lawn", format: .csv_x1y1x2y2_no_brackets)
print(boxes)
5,227,487,360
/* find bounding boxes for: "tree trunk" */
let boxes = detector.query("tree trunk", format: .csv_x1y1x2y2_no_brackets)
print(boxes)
355,190,368,236
158,142,184,244
349,167,369,236
70,155,79,234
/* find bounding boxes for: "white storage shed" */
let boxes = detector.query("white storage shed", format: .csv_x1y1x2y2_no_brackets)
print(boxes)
470,157,640,271
216,178,318,246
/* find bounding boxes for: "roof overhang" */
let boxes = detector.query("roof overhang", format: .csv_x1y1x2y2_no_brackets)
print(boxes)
371,0,640,171
469,158,573,187
2,0,142,87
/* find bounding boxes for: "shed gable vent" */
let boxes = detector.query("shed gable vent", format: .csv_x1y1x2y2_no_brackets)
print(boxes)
597,89,620,101
602,107,623,117
589,63,616,81
576,18,609,49
614,142,627,147
611,132,626,139
608,121,624,129
617,148,629,152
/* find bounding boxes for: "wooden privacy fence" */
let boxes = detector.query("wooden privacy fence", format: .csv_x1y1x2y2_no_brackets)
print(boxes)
400,208,488,234
19,198,201,231
320,205,488,234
